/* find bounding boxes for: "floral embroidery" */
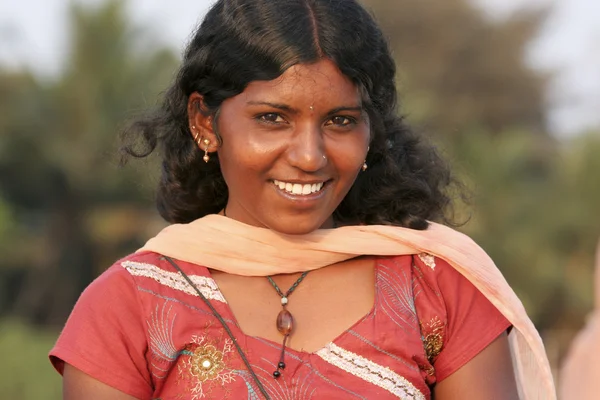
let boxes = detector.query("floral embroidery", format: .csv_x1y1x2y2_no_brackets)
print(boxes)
177,333,236,399
189,344,225,382
419,316,445,376
417,253,436,270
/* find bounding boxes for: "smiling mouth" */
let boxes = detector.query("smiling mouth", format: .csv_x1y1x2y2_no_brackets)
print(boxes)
272,179,327,196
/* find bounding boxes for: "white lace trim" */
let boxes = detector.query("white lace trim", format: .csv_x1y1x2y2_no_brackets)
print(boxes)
316,342,425,399
417,253,436,270
122,260,226,303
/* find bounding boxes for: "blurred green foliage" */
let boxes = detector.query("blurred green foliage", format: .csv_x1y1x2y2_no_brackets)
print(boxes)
449,131,600,329
363,0,600,329
0,320,61,400
0,0,598,395
0,0,175,326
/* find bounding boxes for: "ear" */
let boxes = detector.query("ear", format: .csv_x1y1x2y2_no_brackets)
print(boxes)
187,92,220,153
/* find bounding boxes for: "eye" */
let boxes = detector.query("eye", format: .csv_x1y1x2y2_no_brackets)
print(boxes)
326,116,356,127
257,113,286,124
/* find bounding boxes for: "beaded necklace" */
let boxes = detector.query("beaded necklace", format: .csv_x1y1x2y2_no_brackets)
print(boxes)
266,271,310,378
221,208,311,378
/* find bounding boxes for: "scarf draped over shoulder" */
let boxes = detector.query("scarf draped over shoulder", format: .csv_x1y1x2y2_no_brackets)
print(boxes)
139,214,556,400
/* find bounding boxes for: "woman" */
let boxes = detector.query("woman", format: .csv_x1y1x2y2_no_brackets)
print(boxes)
49,0,555,399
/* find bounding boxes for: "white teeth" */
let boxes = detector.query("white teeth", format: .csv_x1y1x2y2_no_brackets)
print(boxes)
273,180,326,195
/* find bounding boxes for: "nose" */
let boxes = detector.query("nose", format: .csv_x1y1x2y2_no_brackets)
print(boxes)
286,123,327,172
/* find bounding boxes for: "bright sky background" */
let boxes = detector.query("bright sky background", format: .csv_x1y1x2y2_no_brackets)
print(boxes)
1,0,599,138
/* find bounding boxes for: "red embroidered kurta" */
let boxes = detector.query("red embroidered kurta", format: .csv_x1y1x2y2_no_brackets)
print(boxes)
50,252,509,399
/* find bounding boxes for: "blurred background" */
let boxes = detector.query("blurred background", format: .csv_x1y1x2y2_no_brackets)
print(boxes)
0,0,598,398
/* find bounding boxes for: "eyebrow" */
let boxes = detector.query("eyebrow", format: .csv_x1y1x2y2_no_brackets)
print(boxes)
247,101,296,113
327,106,363,115
246,101,363,115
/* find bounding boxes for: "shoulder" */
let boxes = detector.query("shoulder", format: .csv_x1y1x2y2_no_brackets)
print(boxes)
409,254,510,381
76,252,162,298
102,251,212,287
49,252,170,398
64,252,167,320
118,251,218,298
379,222,506,301
411,252,473,294
378,252,472,291
377,253,477,316
74,251,215,313
90,251,168,283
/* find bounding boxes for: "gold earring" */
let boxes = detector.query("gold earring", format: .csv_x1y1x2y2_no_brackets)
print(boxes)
203,138,211,163
362,146,370,171
192,128,202,145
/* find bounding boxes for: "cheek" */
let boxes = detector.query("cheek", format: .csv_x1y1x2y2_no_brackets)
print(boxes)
217,134,275,187
330,128,370,163
218,129,287,178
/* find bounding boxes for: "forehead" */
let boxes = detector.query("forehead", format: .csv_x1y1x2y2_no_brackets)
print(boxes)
240,59,360,105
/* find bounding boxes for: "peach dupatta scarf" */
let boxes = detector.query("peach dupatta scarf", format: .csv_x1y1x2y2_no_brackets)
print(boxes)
139,215,556,399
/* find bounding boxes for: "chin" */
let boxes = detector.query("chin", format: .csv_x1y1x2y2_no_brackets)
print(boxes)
267,217,327,235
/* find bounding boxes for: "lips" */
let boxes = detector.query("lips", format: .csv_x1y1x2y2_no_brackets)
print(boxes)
272,179,326,195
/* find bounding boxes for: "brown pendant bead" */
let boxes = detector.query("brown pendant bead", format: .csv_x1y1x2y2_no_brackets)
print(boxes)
276,309,293,335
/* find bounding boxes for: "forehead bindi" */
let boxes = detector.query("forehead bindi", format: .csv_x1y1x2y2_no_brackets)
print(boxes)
243,60,360,108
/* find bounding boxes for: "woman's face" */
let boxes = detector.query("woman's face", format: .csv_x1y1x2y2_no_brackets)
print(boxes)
216,59,370,234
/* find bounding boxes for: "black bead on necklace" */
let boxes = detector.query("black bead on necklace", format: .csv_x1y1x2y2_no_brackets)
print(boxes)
267,272,310,378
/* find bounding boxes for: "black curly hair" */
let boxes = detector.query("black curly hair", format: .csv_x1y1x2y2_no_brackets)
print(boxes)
121,0,457,230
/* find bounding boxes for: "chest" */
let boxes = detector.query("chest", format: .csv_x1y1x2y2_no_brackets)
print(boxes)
210,257,377,353
136,255,435,399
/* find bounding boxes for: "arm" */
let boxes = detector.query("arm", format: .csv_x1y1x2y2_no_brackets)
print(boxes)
49,261,153,400
63,364,139,400
433,332,518,400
